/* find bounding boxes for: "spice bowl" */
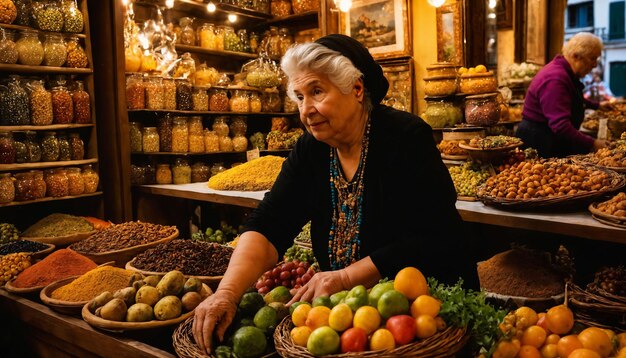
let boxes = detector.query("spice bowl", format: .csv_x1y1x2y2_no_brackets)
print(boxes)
125,258,223,292
5,276,47,299
22,230,97,247
29,242,56,260
483,291,565,313
40,276,88,315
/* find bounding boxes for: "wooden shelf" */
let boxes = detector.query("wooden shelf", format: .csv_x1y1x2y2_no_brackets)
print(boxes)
175,45,258,60
0,64,92,74
136,183,263,209
0,123,94,131
128,109,298,116
132,151,245,156
0,158,98,172
261,10,318,27
135,0,271,22
0,23,87,38
0,191,102,208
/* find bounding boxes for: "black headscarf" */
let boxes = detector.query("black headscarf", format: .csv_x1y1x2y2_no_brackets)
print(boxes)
316,34,389,105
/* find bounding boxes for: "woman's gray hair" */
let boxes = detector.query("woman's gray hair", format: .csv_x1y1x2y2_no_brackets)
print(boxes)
562,32,603,59
281,42,372,110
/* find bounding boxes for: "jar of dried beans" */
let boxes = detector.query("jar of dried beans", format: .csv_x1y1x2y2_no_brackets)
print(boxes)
262,89,281,113
14,139,27,163
24,131,41,162
13,0,30,26
81,164,98,193
45,168,68,197
126,74,145,110
65,36,88,68
130,163,145,185
142,126,159,152
176,78,193,111
209,88,229,112
465,93,501,126
219,135,233,152
163,77,176,110
192,87,209,111
1,75,30,125
204,129,219,152
34,0,63,31
66,167,83,195
27,79,53,125
68,132,84,160
72,80,90,123
129,122,142,152
179,17,195,46
145,76,164,110
172,158,191,184
0,173,14,203
156,163,172,184
232,134,248,152
157,115,173,152
188,116,204,153
14,172,35,201
30,170,46,198
51,85,74,124
57,132,71,161
191,162,210,182
0,132,15,164
61,0,83,33
41,131,59,161
212,116,229,137
172,117,189,152
249,91,262,113
270,0,291,17
43,33,66,67
230,89,249,113
0,29,18,64
198,22,216,50
16,29,43,66
230,117,247,136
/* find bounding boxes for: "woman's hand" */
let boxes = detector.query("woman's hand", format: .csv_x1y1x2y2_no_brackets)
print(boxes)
192,289,238,355
287,269,349,305
599,101,616,111
593,138,609,151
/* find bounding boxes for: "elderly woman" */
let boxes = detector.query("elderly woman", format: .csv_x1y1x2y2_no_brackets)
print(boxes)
193,34,465,354
516,32,610,158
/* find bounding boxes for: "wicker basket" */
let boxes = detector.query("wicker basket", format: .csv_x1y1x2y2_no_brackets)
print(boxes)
567,282,626,332
273,317,468,358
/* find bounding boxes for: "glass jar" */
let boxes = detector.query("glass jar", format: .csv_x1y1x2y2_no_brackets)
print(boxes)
238,29,250,53
140,49,156,72
157,115,173,152
255,0,270,13
0,173,14,203
144,76,164,110
459,73,498,95
61,0,83,33
210,162,226,176
34,0,63,31
214,25,225,51
81,164,98,193
45,168,69,197
219,135,233,152
130,164,145,185
0,132,15,164
14,172,35,201
195,64,218,87
465,93,501,126
262,89,282,112
126,74,145,110
173,52,196,80
0,29,19,64
156,164,172,184
25,131,41,162
198,23,216,49
142,126,159,152
191,162,210,182
57,132,70,161
283,94,298,113
72,80,90,123
223,26,240,52
230,117,247,136
41,131,59,161
270,0,291,17
144,163,155,185
172,117,189,152
188,116,204,153
204,129,219,152
212,117,230,137
16,29,43,66
172,158,191,184
1,76,31,125
422,98,462,129
14,139,27,163
192,87,209,111
68,132,84,160
291,0,318,14
14,0,31,26
249,91,262,113
179,17,195,46
30,170,46,199
129,122,142,152
230,89,249,113
163,78,176,110
232,134,248,152
268,26,280,59
124,45,141,72
249,32,259,54
43,33,67,67
423,75,457,96
28,79,53,125
66,167,84,195
176,78,193,110
278,27,292,56
209,88,229,112
51,85,74,124
65,36,88,68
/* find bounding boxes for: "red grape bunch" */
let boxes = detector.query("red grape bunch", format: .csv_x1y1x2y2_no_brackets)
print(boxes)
255,260,316,295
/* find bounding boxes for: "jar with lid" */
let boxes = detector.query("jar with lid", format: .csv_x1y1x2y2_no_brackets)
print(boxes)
465,93,501,126
142,127,159,152
192,87,209,111
191,162,210,182
1,75,31,125
422,97,462,128
16,29,43,66
188,116,204,153
61,0,83,33
125,44,141,72
223,26,240,52
43,34,67,67
66,167,84,195
163,78,176,110
0,29,18,64
249,91,262,113
140,49,156,72
0,132,15,164
126,74,145,109
194,64,218,88
172,158,191,184
209,88,229,112
130,164,146,185
262,89,282,112
173,52,196,80
156,164,172,184
210,162,226,176
51,84,74,124
249,32,259,54
34,0,63,31
129,122,142,152
268,26,280,58
142,76,164,110
230,89,250,113
57,132,71,161
232,135,248,152
144,163,156,185
215,25,225,51
0,173,14,203
14,0,31,26
270,0,291,17
230,117,247,136
255,0,270,13
179,17,195,46
41,131,59,161
65,36,88,68
45,168,68,197
278,27,292,56
68,132,84,160
72,80,90,123
291,0,319,14
24,131,41,162
283,94,298,113
27,79,53,125
172,117,189,152
81,164,98,193
219,135,233,152
14,139,27,163
14,172,35,201
176,78,193,110
30,170,46,198
238,29,251,53
212,117,229,137
204,129,219,152
157,115,172,152
198,23,216,49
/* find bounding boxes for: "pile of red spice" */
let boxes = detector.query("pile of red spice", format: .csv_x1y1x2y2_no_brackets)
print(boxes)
12,249,97,288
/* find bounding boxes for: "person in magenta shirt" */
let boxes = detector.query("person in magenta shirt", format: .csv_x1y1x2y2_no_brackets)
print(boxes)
516,32,610,158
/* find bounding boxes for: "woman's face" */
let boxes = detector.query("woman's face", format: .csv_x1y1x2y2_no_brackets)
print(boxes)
291,70,364,146
573,50,601,78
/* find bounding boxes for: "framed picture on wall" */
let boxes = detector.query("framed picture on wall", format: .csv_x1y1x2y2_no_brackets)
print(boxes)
525,0,547,65
436,2,464,65
380,58,414,113
339,0,412,60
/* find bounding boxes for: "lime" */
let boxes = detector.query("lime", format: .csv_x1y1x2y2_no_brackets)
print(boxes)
232,326,267,358
312,296,332,308
368,281,394,307
253,306,278,332
264,286,292,304
377,290,409,319
344,285,368,312
239,292,265,316
330,290,348,307
307,326,340,356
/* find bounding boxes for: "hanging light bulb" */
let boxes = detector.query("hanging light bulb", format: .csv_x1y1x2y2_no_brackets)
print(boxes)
165,0,174,8
121,0,129,6
207,1,216,13
337,0,351,12
488,0,497,9
427,0,446,7
228,13,237,23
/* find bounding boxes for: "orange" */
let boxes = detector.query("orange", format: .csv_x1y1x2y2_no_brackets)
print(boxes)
393,267,428,300
568,348,602,358
546,334,561,345
616,347,626,358
518,345,542,358
290,326,312,347
410,295,441,318
601,328,615,341
305,306,330,330
540,343,558,358
515,307,539,330
521,325,547,348
558,335,584,358
577,327,612,357
415,315,437,339
492,340,519,358
545,305,574,335
369,328,396,351
292,303,312,327
352,306,381,335
328,303,353,332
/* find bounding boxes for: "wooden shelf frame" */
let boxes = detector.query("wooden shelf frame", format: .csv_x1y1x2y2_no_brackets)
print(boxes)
175,44,258,60
0,63,92,74
0,23,87,38
0,158,98,172
0,191,102,208
127,109,298,116
0,124,94,131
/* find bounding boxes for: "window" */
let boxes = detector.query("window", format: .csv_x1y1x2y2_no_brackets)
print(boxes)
567,1,594,29
610,62,626,97
609,1,625,40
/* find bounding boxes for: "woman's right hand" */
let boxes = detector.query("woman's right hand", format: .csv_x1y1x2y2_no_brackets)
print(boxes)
192,289,239,355
593,138,609,151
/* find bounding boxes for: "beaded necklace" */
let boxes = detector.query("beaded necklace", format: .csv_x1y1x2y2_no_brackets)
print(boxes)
328,117,371,270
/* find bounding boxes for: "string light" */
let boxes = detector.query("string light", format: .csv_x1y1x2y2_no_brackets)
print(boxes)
165,0,174,8
228,13,237,23
338,0,351,12
207,2,216,13
427,0,446,7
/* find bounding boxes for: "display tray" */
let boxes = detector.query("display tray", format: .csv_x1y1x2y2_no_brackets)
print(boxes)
458,142,522,163
441,153,469,161
457,195,478,202
21,230,96,247
124,258,223,288
570,154,626,173
590,214,626,229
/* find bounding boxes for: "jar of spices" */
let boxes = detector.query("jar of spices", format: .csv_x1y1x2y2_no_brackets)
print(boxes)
465,93,501,126
145,76,164,110
204,129,219,152
66,167,84,195
45,168,69,197
34,0,63,31
68,132,84,160
238,29,250,53
172,117,189,152
14,0,31,26
223,26,240,52
0,29,19,64
30,170,46,198
41,131,59,161
61,0,83,33
210,162,226,176
126,74,145,110
198,23,216,49
270,0,291,17
65,36,88,68
160,78,175,110
129,121,142,152
144,163,156,185
230,89,250,113
422,97,462,129
57,132,71,161
268,26,280,59
72,80,90,123
172,158,191,184
262,89,282,112
232,134,248,152
130,164,146,185
142,126,159,152
0,2,15,24
209,88,229,112
43,33,67,67
27,79,53,125
249,32,259,54
214,25,224,51
157,115,173,152
230,117,247,136
14,139,27,163
249,91,262,113
291,0,318,14
156,163,172,184
192,87,209,111
81,164,98,193
219,135,233,152
14,172,35,201
179,17,195,46
0,173,14,203
212,117,229,137
1,76,31,125
278,27,292,56
51,84,74,124
176,78,193,110
188,116,204,153
0,132,15,164
191,162,210,182
16,29,43,66
24,131,41,162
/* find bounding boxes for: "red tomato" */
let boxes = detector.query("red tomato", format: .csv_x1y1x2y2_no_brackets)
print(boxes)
386,315,417,346
341,328,368,353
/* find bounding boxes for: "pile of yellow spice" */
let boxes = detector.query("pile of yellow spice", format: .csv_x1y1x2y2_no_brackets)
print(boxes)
208,155,285,191
51,266,134,302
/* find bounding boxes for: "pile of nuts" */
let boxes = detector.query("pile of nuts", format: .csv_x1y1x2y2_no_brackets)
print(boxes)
437,140,467,156
69,221,177,253
0,252,31,286
596,192,626,218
